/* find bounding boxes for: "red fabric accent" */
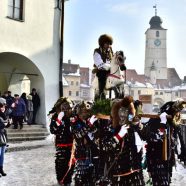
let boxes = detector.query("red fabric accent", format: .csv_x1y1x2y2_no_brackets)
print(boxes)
56,143,73,147
159,128,165,133
87,120,93,127
115,134,122,141
56,118,62,125
75,157,87,160
107,73,121,79
69,157,76,166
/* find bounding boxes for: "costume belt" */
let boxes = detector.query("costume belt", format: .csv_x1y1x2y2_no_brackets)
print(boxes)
56,143,73,147
113,169,141,177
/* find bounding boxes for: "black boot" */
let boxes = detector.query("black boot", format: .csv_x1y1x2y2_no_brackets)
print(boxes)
0,166,7,176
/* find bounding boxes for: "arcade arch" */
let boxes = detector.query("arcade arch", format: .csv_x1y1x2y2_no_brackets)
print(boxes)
0,52,46,125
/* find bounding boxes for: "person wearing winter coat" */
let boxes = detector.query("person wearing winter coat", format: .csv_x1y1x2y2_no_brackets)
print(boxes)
30,88,40,124
11,94,26,129
0,97,11,177
27,95,33,125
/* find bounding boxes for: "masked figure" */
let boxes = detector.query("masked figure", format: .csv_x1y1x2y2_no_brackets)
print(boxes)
145,99,186,185
49,97,74,186
101,96,145,186
70,101,98,186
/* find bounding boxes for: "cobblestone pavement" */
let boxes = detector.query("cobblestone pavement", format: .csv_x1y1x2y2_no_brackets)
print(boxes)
1,139,186,186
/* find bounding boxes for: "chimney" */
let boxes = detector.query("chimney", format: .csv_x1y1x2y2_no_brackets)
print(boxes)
68,59,71,64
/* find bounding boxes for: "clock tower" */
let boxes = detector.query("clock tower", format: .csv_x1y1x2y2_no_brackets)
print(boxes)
144,6,167,81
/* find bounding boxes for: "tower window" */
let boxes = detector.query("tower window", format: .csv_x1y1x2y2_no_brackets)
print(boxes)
156,31,159,37
8,0,24,21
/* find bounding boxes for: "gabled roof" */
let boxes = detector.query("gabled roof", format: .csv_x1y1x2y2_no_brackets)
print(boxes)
156,68,182,88
126,69,151,84
126,68,182,89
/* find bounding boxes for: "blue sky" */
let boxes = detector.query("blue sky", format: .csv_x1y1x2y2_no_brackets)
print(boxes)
64,0,186,79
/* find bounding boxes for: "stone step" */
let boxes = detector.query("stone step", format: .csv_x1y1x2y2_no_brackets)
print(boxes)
7,124,46,128
7,128,49,133
6,124,50,142
6,138,54,152
7,132,50,138
8,136,48,142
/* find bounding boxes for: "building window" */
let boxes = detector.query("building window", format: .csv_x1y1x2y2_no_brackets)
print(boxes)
76,81,79,86
156,31,159,37
82,90,89,97
155,92,158,95
69,91,72,96
160,92,163,95
138,90,141,95
76,91,79,96
8,0,24,21
71,81,74,85
175,92,178,97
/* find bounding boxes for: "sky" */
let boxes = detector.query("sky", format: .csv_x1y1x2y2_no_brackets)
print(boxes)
63,0,186,79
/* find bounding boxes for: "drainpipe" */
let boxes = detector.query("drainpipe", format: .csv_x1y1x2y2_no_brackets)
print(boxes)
59,0,65,97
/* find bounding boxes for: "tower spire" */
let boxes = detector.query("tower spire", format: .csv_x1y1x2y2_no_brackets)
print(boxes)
153,4,157,16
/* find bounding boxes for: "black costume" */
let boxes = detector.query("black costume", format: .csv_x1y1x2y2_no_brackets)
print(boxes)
70,115,98,186
50,113,74,185
103,125,145,186
144,100,186,186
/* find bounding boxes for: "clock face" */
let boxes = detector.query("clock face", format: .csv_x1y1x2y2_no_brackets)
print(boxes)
154,39,161,46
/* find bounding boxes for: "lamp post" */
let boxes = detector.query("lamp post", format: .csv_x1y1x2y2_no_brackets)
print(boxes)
59,0,68,97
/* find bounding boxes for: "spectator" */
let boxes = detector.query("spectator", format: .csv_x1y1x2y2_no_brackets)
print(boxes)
2,91,14,117
11,94,26,129
21,92,28,122
0,97,11,177
27,95,33,125
30,88,40,124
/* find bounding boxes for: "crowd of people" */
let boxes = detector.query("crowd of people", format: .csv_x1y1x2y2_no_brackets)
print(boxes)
48,96,186,186
47,34,186,186
0,88,40,130
0,88,40,178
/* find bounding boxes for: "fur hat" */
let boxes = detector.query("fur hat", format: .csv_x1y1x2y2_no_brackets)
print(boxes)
98,34,113,47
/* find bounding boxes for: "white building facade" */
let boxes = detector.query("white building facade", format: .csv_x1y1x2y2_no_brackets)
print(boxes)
0,0,61,125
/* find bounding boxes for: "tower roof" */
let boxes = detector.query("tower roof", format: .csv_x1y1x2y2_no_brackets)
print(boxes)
149,16,163,29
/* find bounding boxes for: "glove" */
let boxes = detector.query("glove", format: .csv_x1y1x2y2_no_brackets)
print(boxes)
160,112,167,124
88,115,98,126
56,112,64,126
114,125,128,142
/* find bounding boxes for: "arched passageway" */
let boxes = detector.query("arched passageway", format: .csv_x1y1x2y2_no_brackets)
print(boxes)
0,52,46,125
